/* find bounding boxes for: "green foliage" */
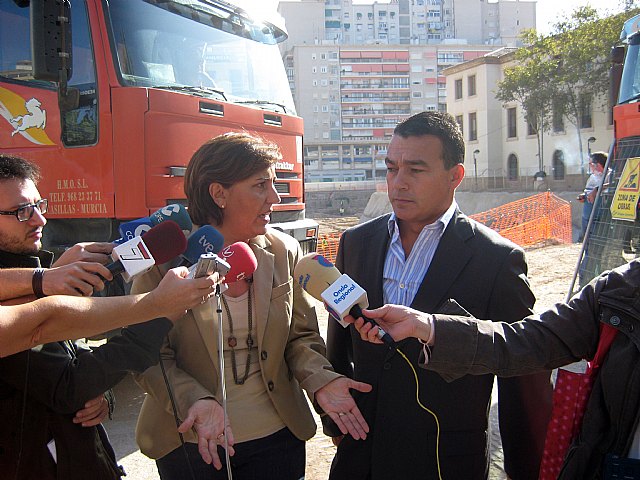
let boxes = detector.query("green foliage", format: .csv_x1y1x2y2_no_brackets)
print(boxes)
496,6,640,171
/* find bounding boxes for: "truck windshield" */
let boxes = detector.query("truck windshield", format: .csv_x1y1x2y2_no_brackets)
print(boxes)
619,34,640,104
106,0,296,114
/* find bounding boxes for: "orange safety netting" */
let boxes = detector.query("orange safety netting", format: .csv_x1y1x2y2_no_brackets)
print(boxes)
469,192,572,248
316,233,341,265
316,192,572,264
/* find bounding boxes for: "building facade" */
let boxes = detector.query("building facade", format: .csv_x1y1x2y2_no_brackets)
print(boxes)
288,43,495,182
444,49,613,191
277,0,539,184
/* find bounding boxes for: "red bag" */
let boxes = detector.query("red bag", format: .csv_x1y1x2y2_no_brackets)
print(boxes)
538,324,618,480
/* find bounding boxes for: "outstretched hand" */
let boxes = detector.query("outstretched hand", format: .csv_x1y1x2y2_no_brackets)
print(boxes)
150,267,219,321
346,304,430,344
315,377,372,440
178,398,235,470
73,394,109,427
53,242,113,267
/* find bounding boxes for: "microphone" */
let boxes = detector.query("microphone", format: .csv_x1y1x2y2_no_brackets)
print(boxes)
149,204,193,233
116,217,153,244
187,241,257,284
107,220,187,282
181,225,225,267
294,253,395,346
116,204,193,244
218,242,258,284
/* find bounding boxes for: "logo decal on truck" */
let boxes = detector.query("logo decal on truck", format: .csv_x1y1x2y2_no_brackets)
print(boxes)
0,87,54,145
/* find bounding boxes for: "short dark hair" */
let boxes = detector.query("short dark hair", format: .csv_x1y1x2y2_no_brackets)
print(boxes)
393,111,465,169
0,154,41,184
184,132,281,226
393,112,464,170
590,151,607,168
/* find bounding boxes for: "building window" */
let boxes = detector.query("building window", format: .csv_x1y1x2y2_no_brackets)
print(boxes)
455,115,463,135
321,66,328,73
552,150,565,180
553,102,564,133
468,75,476,97
508,154,519,180
507,107,517,138
455,79,462,100
580,95,592,129
468,112,477,141
527,116,537,136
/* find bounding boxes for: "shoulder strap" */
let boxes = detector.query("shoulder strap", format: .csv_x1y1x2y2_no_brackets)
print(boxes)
586,323,618,373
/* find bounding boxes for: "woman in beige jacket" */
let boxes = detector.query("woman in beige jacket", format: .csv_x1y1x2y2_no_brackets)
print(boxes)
133,133,371,480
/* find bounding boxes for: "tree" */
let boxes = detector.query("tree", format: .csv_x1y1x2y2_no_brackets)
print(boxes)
497,7,640,178
496,35,556,173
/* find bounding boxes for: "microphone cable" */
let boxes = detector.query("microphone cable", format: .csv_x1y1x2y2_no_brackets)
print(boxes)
214,284,234,480
159,353,197,480
159,283,234,480
395,346,443,480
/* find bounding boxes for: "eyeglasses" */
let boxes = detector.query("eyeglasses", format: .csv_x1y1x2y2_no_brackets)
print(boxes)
0,198,48,222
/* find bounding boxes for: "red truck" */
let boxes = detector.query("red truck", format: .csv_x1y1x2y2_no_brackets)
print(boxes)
0,0,317,254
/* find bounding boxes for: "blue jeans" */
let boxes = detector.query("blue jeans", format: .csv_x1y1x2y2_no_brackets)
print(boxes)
581,201,594,241
156,427,305,480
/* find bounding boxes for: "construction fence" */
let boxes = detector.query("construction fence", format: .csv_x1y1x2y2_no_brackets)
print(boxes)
316,192,572,265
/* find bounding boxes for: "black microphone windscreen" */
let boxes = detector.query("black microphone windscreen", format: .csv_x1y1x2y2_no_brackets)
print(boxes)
142,221,187,264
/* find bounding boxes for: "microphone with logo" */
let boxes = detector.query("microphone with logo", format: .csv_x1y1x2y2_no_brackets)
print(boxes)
116,204,193,244
181,225,225,268
294,253,395,346
218,242,258,284
107,220,187,283
188,241,258,284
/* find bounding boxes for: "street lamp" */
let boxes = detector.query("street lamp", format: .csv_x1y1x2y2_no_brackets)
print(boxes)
587,136,596,157
585,137,596,178
473,149,480,190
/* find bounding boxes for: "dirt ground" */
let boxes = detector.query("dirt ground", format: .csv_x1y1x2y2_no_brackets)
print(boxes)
106,216,584,480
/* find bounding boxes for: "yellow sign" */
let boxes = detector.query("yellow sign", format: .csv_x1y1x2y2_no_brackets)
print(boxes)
611,157,640,220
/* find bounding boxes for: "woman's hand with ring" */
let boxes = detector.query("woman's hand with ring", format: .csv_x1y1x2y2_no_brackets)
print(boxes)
315,377,372,441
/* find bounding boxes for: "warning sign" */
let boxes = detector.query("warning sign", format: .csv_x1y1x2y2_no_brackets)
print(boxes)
611,157,640,220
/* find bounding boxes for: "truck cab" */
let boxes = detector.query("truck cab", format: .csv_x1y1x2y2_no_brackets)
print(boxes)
0,0,317,254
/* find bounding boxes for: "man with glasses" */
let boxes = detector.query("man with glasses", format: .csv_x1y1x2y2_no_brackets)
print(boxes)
0,160,117,299
0,154,208,479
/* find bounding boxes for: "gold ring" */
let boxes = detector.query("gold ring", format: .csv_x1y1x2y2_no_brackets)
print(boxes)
217,433,225,439
338,412,346,416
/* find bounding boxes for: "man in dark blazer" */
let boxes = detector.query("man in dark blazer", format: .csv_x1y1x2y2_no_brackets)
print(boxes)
324,111,553,479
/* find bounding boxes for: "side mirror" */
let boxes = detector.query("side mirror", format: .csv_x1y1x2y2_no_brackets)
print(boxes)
30,0,78,111
610,46,625,107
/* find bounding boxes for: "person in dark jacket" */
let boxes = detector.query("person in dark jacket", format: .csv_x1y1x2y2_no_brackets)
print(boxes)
348,258,640,479
0,154,216,479
324,111,552,480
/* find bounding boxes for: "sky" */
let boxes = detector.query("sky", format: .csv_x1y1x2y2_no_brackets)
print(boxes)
255,0,630,36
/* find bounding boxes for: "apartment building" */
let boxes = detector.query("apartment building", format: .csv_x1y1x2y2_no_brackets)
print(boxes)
288,43,494,182
277,0,537,183
444,48,613,190
278,0,535,47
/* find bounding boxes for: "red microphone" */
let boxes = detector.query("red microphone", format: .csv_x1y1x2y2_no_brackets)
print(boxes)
219,242,258,283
